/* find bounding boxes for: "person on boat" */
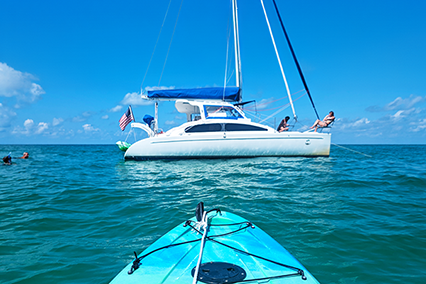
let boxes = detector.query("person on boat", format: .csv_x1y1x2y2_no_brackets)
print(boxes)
3,154,12,165
310,111,335,132
277,116,290,132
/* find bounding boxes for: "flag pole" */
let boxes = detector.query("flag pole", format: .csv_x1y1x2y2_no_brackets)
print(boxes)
129,105,135,122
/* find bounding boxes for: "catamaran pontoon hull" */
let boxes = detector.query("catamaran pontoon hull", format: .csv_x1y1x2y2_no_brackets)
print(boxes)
124,132,331,160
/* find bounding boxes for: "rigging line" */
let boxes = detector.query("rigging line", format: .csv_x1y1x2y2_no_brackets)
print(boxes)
158,0,184,86
124,128,132,142
271,0,320,120
243,89,305,113
223,1,233,101
140,0,173,92
245,92,306,112
260,0,296,120
243,108,278,127
247,101,291,112
332,144,373,158
226,69,235,85
258,93,306,123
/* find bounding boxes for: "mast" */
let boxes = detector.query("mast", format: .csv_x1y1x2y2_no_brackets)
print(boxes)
232,0,242,101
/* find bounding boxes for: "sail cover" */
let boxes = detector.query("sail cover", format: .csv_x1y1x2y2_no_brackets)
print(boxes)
147,87,241,102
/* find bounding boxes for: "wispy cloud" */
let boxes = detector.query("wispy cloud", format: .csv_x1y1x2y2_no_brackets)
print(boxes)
0,62,45,106
409,118,426,132
52,117,64,126
367,94,425,113
385,95,425,111
110,105,123,112
0,103,17,132
338,118,370,130
73,111,93,122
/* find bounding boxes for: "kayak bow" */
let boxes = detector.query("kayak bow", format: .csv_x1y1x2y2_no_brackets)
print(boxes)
110,203,320,284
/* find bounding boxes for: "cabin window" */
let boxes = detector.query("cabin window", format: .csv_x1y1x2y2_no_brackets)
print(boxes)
224,123,268,132
204,105,243,119
185,123,222,133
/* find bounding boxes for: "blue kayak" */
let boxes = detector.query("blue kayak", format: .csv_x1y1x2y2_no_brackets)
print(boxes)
110,203,320,283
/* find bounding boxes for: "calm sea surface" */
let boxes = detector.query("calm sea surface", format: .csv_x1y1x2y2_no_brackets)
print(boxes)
1,144,425,283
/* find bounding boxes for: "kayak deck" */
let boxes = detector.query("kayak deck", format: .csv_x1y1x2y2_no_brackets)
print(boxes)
110,210,319,284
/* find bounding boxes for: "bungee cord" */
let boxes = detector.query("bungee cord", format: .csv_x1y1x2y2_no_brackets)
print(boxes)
127,208,307,282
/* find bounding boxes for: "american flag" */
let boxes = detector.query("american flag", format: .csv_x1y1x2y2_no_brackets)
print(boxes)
119,106,134,131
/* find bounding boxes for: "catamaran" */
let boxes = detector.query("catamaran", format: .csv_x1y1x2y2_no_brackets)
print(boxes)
124,0,331,161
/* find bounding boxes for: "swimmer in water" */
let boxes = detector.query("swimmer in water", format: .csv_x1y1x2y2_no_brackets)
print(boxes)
3,154,12,165
17,152,29,159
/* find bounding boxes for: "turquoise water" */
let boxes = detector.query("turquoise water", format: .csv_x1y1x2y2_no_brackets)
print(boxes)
1,145,425,283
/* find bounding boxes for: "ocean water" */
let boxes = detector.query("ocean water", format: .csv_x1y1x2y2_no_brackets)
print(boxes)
0,144,425,283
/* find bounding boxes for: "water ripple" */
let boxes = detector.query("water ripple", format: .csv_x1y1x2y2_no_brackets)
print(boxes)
0,145,425,283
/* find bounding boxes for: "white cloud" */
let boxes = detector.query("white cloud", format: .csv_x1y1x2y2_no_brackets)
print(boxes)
352,118,370,127
165,120,175,125
101,115,109,119
82,124,100,132
390,108,416,122
338,118,370,130
24,119,34,129
110,105,123,112
11,119,49,136
391,110,404,121
0,62,45,105
121,92,152,106
118,87,175,109
52,118,64,126
35,122,48,134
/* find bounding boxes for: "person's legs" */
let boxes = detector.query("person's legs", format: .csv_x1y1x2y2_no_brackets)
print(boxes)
310,119,320,128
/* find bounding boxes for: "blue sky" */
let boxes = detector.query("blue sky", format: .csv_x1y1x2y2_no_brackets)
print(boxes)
1,0,425,144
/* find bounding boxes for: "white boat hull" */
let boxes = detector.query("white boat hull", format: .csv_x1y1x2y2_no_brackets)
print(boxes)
124,131,331,160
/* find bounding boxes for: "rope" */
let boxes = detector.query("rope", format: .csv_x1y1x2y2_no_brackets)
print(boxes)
140,0,173,91
124,128,132,142
258,93,306,124
332,144,373,158
260,0,296,119
245,89,305,110
158,0,184,86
